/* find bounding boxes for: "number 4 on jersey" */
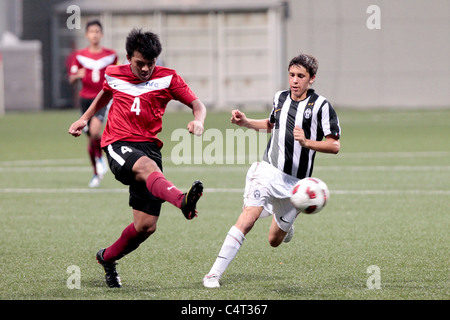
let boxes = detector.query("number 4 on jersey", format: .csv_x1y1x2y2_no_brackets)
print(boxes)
131,97,141,115
121,146,132,154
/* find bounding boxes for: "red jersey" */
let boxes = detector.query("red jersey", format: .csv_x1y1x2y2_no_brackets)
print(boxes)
69,47,117,99
101,64,198,148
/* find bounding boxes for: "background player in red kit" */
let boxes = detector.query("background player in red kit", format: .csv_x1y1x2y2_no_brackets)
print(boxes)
68,29,207,288
69,20,117,187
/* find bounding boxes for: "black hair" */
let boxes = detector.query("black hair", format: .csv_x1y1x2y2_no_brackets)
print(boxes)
85,20,103,32
126,28,162,61
288,54,318,78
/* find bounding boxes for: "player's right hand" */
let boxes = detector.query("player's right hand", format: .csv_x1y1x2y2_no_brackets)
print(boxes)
76,68,86,80
68,119,87,137
293,125,307,146
230,109,247,127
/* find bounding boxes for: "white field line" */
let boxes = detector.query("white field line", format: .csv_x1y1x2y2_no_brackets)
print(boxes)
0,154,449,195
0,151,449,166
0,167,92,172
0,188,450,195
1,165,450,173
0,159,87,166
319,151,450,159
315,166,450,171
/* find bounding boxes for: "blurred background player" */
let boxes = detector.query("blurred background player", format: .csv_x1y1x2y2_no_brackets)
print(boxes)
68,29,206,288
203,54,341,288
68,20,117,187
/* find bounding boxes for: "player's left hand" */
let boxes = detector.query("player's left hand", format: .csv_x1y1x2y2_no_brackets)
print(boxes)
188,120,204,136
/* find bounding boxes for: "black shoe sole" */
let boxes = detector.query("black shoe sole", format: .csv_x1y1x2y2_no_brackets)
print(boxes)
96,249,122,288
181,180,203,220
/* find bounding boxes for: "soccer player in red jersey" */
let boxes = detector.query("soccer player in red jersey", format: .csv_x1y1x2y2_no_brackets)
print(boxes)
69,20,118,187
68,29,206,288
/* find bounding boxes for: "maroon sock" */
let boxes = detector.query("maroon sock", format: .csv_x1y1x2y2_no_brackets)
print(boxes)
103,223,147,262
87,141,97,175
92,138,103,160
146,172,184,208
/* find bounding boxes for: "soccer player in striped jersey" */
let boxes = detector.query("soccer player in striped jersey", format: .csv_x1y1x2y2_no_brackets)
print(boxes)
69,29,206,288
68,20,118,187
203,54,341,288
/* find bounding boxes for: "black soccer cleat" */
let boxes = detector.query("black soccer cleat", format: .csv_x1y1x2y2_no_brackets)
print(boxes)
96,249,122,288
181,180,203,220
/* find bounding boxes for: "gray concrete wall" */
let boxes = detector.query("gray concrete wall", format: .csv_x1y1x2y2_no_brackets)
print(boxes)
286,0,450,108
0,41,43,111
19,0,450,110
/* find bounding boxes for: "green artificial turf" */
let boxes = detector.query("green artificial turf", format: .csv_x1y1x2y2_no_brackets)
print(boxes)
0,109,448,302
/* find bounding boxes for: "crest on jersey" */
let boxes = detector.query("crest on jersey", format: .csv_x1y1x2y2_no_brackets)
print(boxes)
304,108,312,119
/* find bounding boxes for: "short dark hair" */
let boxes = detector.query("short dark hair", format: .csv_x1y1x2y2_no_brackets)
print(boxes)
85,20,103,32
126,28,162,61
288,54,318,78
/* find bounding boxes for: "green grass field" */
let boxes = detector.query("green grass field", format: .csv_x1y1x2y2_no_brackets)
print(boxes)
0,108,449,301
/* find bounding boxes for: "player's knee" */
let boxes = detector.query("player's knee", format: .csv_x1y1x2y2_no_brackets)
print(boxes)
90,132,101,140
133,157,161,181
268,236,282,248
135,221,157,236
268,233,284,247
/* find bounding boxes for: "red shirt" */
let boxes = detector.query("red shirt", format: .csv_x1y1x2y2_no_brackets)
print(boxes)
69,47,117,99
101,64,198,148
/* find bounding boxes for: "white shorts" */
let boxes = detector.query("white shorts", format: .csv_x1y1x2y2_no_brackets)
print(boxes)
243,161,300,232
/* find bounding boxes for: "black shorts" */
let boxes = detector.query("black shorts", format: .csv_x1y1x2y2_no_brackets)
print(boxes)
80,98,107,135
104,141,164,216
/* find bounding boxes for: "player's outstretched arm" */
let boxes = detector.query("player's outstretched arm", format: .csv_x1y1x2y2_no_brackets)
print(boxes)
230,109,273,132
68,89,112,137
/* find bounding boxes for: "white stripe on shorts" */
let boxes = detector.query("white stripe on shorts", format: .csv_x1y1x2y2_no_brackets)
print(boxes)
107,144,126,166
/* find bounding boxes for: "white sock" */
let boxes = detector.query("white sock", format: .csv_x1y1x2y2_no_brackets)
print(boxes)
208,226,245,276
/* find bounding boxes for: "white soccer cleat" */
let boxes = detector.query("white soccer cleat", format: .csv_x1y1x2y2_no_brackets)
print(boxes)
95,156,108,179
283,225,295,243
203,273,221,288
89,175,101,188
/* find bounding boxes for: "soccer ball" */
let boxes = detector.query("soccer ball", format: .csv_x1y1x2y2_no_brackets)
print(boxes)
290,177,329,214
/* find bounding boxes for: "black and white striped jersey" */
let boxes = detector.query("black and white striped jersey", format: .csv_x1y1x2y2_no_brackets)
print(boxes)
262,89,341,179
